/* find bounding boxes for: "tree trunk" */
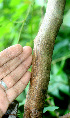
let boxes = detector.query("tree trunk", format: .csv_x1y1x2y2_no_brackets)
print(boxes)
24,0,66,117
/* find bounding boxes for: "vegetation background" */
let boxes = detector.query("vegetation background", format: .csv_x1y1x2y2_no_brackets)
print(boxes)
0,0,70,117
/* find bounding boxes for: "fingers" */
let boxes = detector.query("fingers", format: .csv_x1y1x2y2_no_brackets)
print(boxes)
0,46,32,79
0,88,9,114
0,45,32,115
6,71,31,103
0,44,23,67
2,54,32,88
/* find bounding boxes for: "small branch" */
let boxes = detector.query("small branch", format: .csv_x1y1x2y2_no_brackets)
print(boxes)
52,54,70,64
60,112,70,118
17,2,33,43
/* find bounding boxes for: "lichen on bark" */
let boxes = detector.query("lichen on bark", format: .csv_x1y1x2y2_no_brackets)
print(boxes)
24,0,66,117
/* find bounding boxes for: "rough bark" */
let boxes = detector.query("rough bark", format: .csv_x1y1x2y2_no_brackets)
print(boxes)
60,113,70,118
24,0,66,117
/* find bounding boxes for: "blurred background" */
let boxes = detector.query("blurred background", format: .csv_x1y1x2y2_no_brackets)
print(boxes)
0,0,70,118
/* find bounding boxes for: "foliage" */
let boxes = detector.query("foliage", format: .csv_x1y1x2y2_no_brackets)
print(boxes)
0,0,70,117
43,106,59,113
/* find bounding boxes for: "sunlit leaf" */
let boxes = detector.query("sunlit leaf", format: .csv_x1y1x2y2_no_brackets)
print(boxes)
63,10,70,27
43,106,59,113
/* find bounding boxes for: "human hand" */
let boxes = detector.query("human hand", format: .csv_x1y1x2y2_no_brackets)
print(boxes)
0,44,32,117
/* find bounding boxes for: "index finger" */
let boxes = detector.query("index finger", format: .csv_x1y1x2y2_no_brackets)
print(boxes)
0,44,23,67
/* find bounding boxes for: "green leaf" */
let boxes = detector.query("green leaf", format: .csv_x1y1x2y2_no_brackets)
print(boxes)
43,106,59,113
63,10,70,27
52,39,70,61
10,0,21,7
59,84,70,96
0,0,3,3
16,91,26,103
35,0,44,6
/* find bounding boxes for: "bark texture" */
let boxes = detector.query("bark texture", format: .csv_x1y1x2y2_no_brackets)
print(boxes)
24,0,66,117
60,112,70,118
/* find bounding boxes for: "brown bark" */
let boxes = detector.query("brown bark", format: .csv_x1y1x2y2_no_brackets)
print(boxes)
24,0,66,117
60,112,70,118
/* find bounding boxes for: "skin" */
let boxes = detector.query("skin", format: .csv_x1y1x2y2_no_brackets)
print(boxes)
0,44,32,117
